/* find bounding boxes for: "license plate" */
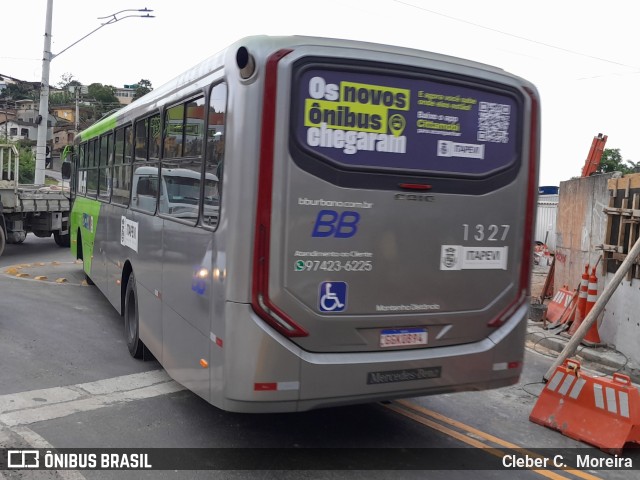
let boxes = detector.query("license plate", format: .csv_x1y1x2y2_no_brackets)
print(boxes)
380,328,427,348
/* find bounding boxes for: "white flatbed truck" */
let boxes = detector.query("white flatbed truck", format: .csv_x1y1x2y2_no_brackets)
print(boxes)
0,144,70,256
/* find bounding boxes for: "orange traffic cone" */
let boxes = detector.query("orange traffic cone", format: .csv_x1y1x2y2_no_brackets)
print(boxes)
568,264,590,335
581,267,602,346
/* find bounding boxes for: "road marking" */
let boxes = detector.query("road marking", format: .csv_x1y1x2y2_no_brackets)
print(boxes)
0,370,185,427
0,370,185,478
386,400,603,480
10,426,86,480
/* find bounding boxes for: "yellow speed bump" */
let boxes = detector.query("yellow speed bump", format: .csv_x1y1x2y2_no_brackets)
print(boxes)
3,261,87,286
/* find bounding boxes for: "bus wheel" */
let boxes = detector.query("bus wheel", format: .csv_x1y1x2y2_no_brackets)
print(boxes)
77,231,94,285
124,272,145,359
0,227,5,257
54,231,70,247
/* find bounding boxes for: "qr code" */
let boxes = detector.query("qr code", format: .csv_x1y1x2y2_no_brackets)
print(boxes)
477,102,511,143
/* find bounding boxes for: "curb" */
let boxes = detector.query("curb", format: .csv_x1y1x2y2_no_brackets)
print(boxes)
526,321,640,385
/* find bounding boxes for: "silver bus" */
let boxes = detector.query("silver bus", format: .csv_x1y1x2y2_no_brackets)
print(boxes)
64,36,540,413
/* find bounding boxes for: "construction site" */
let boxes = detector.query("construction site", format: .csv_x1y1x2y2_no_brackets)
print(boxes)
527,134,640,453
529,134,640,371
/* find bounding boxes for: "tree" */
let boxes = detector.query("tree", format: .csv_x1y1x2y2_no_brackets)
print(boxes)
87,83,120,117
50,74,85,106
56,73,82,90
0,82,35,101
133,79,153,100
596,148,635,175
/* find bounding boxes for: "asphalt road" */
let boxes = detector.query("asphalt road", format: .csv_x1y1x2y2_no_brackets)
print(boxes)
0,235,637,479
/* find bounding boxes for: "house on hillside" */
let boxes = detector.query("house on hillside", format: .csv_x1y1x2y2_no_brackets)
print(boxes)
115,85,137,105
0,118,38,141
53,124,76,153
0,74,63,144
0,114,57,143
51,104,95,129
0,107,17,126
0,73,25,93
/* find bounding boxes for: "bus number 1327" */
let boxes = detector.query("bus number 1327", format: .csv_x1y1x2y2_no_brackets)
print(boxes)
462,224,510,242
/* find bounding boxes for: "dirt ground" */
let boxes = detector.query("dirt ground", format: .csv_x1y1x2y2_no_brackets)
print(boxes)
530,261,552,301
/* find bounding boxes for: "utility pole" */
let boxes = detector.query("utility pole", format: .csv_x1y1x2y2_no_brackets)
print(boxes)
35,0,53,185
34,2,154,185
74,86,80,133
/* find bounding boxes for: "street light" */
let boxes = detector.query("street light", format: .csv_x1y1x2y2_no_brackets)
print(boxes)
35,1,154,185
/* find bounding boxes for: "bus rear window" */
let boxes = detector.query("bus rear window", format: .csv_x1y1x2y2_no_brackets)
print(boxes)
292,66,520,178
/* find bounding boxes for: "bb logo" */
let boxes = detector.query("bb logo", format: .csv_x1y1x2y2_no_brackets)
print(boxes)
312,210,360,238
318,282,347,312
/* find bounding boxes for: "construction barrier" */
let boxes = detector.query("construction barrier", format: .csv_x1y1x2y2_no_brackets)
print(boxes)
581,267,602,346
545,285,577,327
530,359,640,453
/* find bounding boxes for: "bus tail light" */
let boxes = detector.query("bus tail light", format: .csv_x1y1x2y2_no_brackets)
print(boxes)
251,49,308,338
488,88,539,328
493,361,522,371
399,183,432,190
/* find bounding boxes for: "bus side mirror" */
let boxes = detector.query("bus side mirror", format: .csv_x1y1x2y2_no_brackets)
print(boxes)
61,161,72,180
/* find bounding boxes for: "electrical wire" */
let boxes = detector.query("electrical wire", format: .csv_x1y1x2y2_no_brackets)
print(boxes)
392,0,640,73
523,329,631,399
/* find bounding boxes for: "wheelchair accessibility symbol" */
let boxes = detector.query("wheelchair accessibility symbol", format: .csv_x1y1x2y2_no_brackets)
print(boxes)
318,281,347,312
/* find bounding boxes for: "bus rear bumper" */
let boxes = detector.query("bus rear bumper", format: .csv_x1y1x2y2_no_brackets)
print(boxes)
220,301,528,413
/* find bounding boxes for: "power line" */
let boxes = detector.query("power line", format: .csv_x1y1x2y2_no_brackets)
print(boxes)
0,56,40,61
392,0,640,72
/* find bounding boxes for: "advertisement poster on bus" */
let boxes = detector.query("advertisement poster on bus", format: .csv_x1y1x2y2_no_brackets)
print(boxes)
294,68,519,176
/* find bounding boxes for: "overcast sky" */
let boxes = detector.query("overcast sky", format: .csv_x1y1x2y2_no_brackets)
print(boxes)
2,1,638,186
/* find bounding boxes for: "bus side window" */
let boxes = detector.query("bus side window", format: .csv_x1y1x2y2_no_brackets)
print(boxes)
98,133,112,202
160,97,204,225
203,82,227,228
78,143,87,195
132,115,160,214
112,126,133,206
86,139,98,198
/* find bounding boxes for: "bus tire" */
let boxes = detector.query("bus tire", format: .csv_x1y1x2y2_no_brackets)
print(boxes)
77,230,94,285
54,231,70,247
84,270,95,286
0,226,5,257
124,272,145,359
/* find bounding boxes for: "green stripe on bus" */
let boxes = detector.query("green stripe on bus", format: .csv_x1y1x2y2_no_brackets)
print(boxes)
70,197,102,276
77,116,118,142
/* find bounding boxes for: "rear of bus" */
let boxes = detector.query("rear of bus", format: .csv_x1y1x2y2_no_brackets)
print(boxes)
229,37,539,412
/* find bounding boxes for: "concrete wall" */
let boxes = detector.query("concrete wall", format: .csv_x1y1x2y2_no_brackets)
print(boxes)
601,281,640,365
554,174,611,295
554,173,640,368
